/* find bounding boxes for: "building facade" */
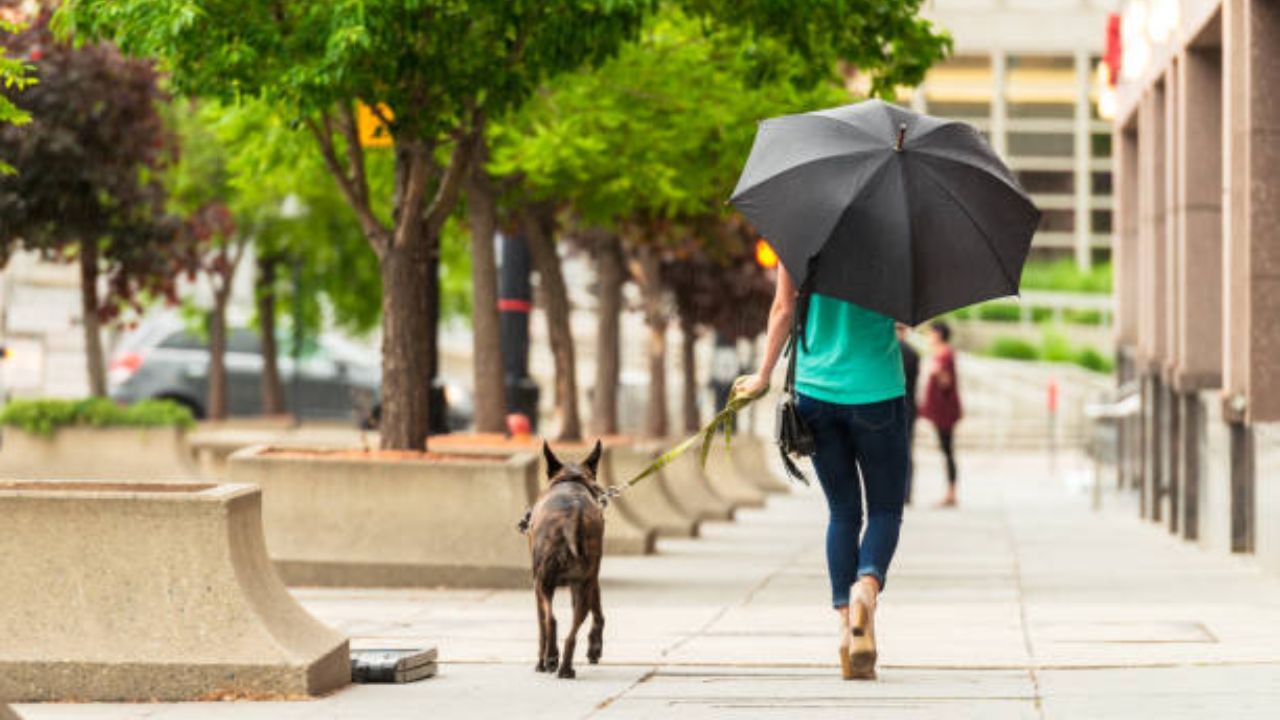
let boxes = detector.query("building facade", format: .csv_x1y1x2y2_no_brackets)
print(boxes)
920,0,1118,268
1110,0,1280,573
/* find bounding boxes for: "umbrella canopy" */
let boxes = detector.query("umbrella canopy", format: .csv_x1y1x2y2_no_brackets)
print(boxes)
730,99,1040,325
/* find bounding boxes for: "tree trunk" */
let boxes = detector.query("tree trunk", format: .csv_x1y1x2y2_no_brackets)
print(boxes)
591,232,624,436
208,292,229,420
680,314,699,433
464,127,507,433
256,253,285,415
379,234,435,450
634,247,667,439
523,205,581,441
78,240,107,397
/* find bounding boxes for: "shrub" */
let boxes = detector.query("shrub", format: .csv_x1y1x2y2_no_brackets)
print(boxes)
986,336,1040,361
0,398,195,437
1041,330,1075,363
1063,308,1104,325
1020,259,1112,294
1074,347,1114,374
977,301,1022,322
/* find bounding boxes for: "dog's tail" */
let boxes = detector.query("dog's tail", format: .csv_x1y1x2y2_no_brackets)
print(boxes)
561,505,584,560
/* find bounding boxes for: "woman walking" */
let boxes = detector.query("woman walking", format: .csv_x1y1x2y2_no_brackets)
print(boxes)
735,266,907,681
920,321,962,507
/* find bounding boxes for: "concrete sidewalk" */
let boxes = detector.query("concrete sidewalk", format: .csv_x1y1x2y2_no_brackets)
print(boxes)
17,450,1280,719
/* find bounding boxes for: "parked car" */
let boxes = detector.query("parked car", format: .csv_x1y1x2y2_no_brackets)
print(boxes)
108,314,473,430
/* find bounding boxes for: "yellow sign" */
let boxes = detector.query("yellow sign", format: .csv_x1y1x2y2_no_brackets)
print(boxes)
357,103,394,148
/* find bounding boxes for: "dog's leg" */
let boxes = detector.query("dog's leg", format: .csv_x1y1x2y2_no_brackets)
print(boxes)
587,578,604,665
541,578,560,673
535,580,550,672
558,583,590,679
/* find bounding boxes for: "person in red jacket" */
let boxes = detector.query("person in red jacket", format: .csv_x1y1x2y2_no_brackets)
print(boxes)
920,321,962,507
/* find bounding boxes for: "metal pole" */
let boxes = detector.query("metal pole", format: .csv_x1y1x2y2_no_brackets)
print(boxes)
291,256,303,428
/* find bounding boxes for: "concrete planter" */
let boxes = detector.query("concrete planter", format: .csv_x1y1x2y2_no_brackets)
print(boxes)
611,444,700,538
658,450,734,522
429,435,656,556
701,443,767,509
0,480,349,702
227,446,540,588
730,436,792,494
0,426,199,481
0,704,18,720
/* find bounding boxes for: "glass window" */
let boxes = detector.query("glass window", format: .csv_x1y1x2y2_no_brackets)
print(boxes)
1008,102,1075,119
1091,210,1113,233
1038,209,1076,233
159,331,204,350
926,100,991,118
1017,170,1074,194
1092,171,1113,195
1091,133,1113,159
227,329,262,354
1008,132,1075,157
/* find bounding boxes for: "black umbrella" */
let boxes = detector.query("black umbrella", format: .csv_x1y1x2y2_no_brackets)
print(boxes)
730,99,1040,325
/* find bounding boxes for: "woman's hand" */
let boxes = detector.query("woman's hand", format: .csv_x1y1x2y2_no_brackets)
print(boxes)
732,373,770,402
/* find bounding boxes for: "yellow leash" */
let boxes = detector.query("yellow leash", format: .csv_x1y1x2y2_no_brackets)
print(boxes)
602,377,764,503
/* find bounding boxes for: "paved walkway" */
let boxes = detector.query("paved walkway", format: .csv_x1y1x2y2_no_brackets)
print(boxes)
17,450,1280,719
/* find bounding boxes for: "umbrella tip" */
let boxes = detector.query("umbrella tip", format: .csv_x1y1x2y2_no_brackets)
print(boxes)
895,124,907,152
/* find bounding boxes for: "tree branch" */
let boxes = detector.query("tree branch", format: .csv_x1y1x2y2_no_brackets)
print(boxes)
305,113,389,256
423,131,473,240
392,140,432,248
336,102,372,211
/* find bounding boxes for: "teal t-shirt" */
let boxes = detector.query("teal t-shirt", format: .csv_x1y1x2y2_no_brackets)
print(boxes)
795,293,905,405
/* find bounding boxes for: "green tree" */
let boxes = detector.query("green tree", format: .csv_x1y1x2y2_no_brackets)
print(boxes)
63,0,650,449
491,4,948,437
0,14,34,173
0,11,177,397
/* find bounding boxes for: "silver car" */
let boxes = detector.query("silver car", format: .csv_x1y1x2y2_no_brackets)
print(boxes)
109,315,473,429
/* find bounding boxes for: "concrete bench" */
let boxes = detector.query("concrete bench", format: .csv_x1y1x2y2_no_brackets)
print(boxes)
0,480,349,701
227,446,540,588
0,427,200,481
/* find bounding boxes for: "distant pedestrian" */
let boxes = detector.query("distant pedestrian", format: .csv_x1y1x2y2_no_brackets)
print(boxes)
897,324,920,504
920,321,962,507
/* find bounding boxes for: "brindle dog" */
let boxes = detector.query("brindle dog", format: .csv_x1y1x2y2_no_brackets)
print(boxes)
527,441,606,679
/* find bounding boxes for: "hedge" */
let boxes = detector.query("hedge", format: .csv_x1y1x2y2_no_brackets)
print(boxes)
0,398,195,437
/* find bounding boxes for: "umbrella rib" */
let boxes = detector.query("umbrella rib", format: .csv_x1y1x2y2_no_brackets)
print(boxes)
915,160,1020,296
910,146,1027,197
730,147,885,202
804,112,894,148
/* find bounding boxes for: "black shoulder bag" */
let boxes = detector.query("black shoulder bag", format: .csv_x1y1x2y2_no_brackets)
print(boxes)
775,281,815,484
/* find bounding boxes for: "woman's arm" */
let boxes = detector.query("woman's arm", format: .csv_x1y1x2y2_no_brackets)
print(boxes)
734,264,797,398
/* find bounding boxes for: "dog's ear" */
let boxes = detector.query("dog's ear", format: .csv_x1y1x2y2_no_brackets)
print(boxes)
582,439,603,478
542,441,563,479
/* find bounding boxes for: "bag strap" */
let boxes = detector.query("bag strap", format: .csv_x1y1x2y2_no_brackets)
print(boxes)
784,268,815,395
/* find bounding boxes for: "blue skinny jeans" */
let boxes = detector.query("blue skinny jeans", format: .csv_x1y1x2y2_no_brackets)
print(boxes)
797,393,908,608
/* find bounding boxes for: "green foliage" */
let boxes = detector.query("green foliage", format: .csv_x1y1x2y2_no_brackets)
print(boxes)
0,17,35,174
0,398,195,437
1040,329,1074,363
491,9,849,234
986,336,1040,361
681,0,950,95
1074,346,1113,374
1019,259,1113,294
984,334,1114,374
